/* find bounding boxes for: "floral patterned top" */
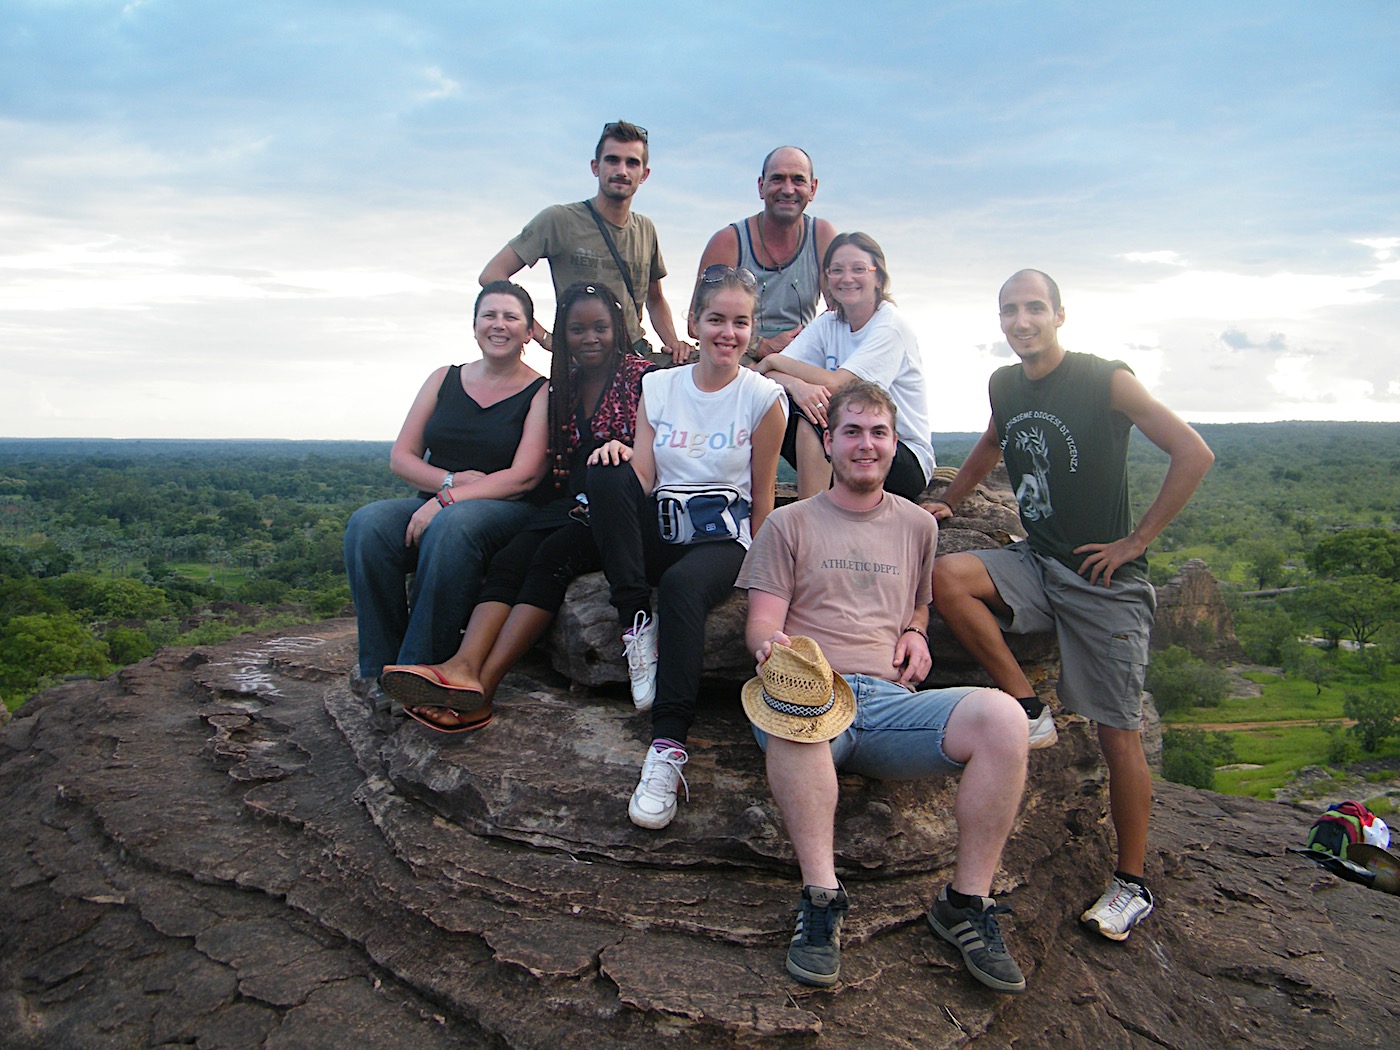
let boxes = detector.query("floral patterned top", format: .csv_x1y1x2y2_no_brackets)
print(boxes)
567,353,654,452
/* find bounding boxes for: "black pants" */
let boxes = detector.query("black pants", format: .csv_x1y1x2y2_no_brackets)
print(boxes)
588,462,746,745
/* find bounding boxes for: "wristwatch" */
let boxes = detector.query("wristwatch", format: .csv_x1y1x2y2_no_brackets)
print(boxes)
439,473,455,491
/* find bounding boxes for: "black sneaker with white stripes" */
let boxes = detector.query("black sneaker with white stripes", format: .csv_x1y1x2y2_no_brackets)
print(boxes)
927,887,1026,993
786,884,849,987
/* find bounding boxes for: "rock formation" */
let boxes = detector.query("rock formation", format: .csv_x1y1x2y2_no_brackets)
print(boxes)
2,622,1395,1049
1153,558,1244,660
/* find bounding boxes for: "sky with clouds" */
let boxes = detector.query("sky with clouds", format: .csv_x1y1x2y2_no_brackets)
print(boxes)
2,0,1396,439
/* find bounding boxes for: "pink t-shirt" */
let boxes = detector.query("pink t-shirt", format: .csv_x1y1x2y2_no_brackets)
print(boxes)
737,491,936,681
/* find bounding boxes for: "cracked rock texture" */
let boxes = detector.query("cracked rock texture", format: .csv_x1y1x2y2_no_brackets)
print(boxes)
2,620,1396,1049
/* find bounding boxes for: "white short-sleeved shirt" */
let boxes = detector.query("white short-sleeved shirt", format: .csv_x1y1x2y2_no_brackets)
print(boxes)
782,304,935,480
643,365,787,548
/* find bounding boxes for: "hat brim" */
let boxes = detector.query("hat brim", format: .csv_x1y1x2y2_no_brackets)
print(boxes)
1347,842,1400,876
741,672,856,743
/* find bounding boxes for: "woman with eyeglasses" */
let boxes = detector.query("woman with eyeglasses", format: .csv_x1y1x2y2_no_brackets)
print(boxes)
754,232,934,500
588,265,786,830
343,281,550,706
378,281,655,732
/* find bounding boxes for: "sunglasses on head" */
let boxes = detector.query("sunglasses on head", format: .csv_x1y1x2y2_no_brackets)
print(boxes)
700,264,757,289
603,121,647,140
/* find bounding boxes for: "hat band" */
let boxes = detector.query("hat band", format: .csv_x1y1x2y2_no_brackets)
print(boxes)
761,686,835,719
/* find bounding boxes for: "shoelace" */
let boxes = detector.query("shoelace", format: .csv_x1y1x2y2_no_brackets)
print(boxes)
970,904,1014,952
623,612,654,668
1103,884,1142,914
642,748,689,802
801,900,841,944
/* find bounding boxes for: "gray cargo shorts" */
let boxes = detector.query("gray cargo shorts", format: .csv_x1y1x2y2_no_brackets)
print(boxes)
971,541,1156,731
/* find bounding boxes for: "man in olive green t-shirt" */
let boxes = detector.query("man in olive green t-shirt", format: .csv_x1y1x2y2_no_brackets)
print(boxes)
479,120,692,363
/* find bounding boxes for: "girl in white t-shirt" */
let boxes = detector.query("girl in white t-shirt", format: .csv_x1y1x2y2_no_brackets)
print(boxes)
587,266,787,830
755,232,934,500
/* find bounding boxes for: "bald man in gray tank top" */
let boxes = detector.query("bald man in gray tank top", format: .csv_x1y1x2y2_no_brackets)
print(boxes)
688,146,836,361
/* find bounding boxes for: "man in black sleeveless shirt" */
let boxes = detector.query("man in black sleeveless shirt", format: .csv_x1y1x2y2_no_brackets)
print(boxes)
927,270,1214,943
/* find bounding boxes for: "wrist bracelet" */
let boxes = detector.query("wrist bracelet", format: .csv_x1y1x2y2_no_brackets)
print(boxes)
436,489,455,508
901,626,928,641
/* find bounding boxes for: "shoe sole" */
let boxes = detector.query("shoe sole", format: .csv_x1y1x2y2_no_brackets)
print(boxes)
1029,725,1059,750
380,666,485,712
786,956,838,987
1080,904,1152,942
402,705,494,735
927,913,1027,994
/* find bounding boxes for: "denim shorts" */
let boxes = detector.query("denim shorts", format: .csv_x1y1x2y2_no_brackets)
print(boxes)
972,540,1156,731
753,675,974,780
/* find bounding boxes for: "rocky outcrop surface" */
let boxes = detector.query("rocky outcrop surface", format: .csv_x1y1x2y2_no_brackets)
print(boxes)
2,622,1395,1049
1153,558,1244,660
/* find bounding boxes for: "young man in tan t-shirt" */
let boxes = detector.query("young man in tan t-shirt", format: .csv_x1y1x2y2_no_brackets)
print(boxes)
737,381,1030,995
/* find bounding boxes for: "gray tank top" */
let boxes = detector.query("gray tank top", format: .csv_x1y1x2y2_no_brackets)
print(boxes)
733,214,823,337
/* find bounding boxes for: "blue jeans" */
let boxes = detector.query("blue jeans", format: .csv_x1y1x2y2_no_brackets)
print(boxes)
754,675,975,779
343,496,537,678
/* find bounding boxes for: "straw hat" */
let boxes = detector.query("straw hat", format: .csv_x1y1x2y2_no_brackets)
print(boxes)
741,636,856,743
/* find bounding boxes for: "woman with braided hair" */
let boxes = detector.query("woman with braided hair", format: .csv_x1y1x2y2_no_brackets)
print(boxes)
382,281,653,731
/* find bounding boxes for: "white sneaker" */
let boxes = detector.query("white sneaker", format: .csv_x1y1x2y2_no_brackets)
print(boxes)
622,611,659,711
628,744,688,829
1028,706,1058,750
1081,877,1154,941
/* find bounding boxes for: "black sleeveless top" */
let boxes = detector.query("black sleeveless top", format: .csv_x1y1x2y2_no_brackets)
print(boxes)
990,352,1145,579
418,365,546,497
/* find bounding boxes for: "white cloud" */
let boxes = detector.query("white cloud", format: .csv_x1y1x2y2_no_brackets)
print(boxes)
1120,251,1188,266
419,66,460,100
1356,237,1400,262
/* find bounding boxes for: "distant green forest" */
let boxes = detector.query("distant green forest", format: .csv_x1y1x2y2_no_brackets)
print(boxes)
3,425,1399,800
934,421,1400,585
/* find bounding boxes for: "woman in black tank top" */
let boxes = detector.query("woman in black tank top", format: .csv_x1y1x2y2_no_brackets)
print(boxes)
342,281,551,697
380,282,654,732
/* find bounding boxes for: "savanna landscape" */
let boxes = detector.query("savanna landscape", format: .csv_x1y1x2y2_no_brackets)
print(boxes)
3,422,1398,815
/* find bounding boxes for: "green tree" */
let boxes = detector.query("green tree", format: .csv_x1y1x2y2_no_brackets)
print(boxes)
0,613,109,703
1309,528,1400,581
42,574,172,620
0,577,64,622
1146,647,1231,713
1283,645,1336,696
1241,539,1287,590
103,625,156,666
1299,576,1400,648
1162,728,1238,790
1324,722,1359,766
237,577,289,605
1343,691,1400,753
1233,603,1301,665
1358,645,1389,682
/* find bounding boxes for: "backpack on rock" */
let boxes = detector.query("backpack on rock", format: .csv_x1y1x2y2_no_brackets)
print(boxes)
1306,800,1390,860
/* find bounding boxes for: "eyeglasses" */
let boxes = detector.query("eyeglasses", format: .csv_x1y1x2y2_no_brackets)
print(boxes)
602,121,647,140
825,264,876,278
701,264,757,289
